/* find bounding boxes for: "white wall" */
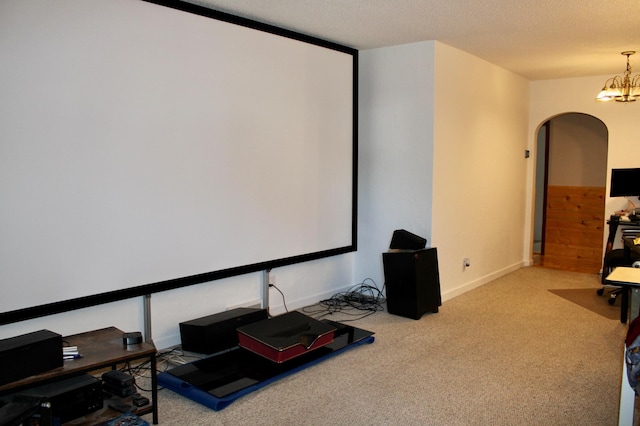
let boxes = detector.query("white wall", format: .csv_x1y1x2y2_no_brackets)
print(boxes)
355,41,436,288
526,75,640,262
547,114,607,186
431,43,530,298
5,37,579,350
356,41,530,301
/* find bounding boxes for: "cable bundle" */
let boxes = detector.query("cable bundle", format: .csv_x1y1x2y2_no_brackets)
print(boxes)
303,278,385,321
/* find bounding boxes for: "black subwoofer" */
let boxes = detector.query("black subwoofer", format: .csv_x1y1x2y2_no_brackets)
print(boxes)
382,247,442,320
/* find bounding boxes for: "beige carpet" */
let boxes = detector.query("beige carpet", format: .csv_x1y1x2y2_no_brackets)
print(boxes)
137,266,629,425
548,287,621,321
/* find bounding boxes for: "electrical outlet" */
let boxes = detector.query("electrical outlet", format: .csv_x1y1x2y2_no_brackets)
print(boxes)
270,273,276,287
463,258,471,269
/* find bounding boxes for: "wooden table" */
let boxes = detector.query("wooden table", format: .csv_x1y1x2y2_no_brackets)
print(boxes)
0,326,158,424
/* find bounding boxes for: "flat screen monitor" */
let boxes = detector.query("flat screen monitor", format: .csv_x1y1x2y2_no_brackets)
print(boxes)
610,168,640,198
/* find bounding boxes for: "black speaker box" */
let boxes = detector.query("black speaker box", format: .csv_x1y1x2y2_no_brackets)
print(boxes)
0,329,63,386
383,247,442,320
389,229,427,250
180,307,268,354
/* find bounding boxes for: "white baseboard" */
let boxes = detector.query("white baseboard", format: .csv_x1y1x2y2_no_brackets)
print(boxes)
441,261,524,302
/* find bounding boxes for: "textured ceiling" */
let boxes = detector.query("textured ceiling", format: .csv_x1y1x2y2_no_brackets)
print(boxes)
185,0,640,81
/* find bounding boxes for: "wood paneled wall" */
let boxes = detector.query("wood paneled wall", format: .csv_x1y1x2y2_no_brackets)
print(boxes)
543,185,605,274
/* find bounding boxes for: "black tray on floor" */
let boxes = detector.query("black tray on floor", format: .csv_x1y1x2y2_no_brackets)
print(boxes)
158,319,374,410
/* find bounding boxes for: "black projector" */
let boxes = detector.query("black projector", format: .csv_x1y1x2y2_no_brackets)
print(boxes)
180,307,268,354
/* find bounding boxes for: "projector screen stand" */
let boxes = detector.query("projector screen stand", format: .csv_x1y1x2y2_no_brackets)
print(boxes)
262,269,271,314
144,294,153,345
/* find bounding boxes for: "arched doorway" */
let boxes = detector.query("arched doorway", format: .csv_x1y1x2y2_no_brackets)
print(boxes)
533,113,608,273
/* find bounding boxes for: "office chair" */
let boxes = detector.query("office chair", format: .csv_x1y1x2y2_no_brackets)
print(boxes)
597,248,640,305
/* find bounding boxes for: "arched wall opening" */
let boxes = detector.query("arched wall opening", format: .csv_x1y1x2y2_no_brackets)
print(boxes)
532,112,608,273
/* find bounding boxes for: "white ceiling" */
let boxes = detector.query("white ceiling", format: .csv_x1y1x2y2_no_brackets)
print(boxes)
185,0,640,81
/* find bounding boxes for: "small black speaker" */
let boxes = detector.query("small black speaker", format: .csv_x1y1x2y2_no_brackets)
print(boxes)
383,247,441,320
389,229,427,250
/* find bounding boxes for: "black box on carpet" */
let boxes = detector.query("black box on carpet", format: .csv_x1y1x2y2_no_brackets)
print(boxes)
180,307,268,354
0,329,63,386
236,311,336,363
383,247,442,320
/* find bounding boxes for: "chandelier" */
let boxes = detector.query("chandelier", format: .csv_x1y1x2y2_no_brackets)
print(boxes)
596,51,640,102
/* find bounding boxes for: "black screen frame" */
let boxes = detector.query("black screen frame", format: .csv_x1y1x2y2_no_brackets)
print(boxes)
0,0,358,326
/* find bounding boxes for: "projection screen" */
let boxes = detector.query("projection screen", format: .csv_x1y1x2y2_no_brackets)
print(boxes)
0,0,357,324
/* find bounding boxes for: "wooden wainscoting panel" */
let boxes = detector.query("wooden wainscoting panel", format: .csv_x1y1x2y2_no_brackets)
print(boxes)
543,185,605,273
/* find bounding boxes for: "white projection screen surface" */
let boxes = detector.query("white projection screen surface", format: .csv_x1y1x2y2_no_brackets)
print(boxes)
0,0,357,324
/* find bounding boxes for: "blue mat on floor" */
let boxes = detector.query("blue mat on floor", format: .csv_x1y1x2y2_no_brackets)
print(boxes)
158,334,374,411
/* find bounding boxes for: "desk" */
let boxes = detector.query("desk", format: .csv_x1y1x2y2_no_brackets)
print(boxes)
623,234,640,260
604,234,640,323
607,266,640,318
605,267,640,426
606,219,640,252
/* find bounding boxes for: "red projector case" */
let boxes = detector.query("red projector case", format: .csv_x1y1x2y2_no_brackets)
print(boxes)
236,311,336,363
